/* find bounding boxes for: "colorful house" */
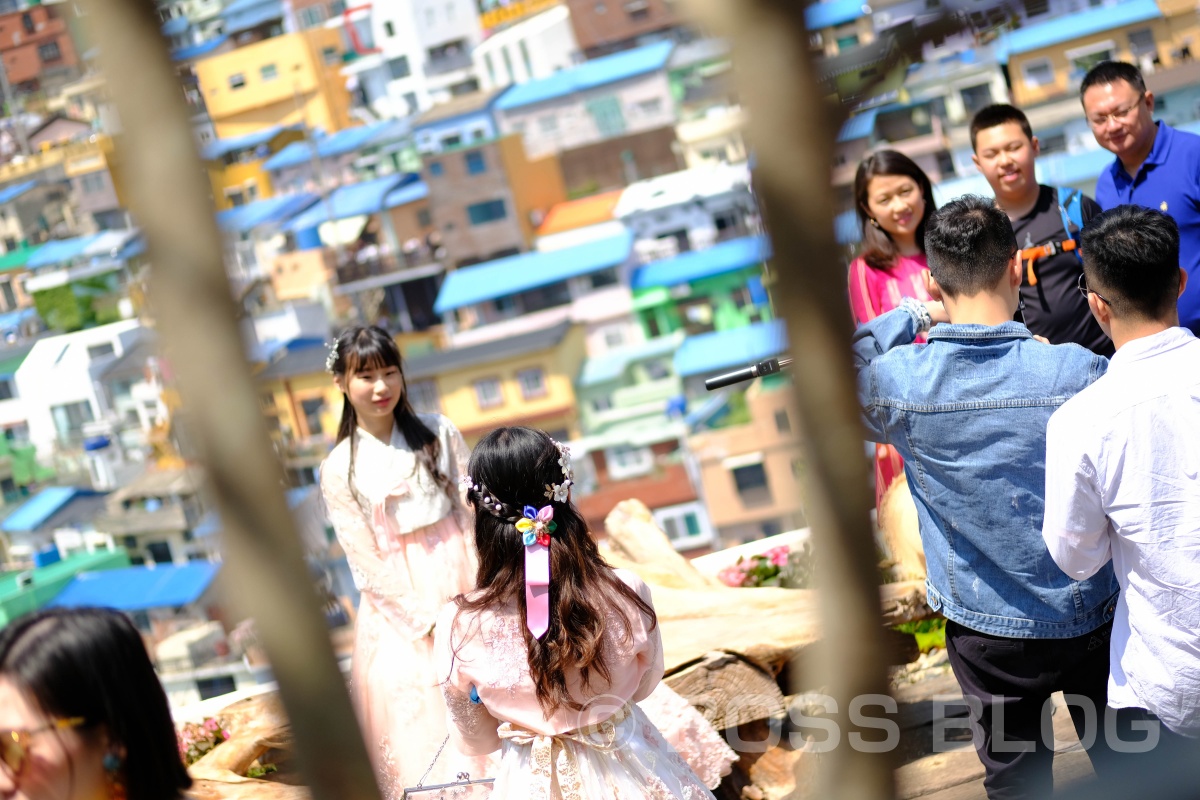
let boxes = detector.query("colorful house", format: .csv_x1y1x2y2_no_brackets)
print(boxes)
0,549,131,628
201,125,306,212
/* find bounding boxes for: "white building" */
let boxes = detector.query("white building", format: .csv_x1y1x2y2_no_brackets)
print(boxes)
341,0,484,120
473,5,582,92
13,320,144,464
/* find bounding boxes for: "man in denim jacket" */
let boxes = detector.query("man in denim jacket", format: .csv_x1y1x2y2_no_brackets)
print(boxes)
853,195,1120,799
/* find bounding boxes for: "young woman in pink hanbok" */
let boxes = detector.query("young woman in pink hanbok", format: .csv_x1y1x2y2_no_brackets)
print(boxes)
319,326,489,797
434,426,720,799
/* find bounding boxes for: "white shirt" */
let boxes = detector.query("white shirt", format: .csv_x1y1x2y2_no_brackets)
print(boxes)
1043,327,1200,736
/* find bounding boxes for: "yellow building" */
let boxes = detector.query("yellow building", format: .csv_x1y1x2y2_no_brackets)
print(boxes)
193,28,353,140
255,320,586,480
202,126,305,211
1007,0,1200,108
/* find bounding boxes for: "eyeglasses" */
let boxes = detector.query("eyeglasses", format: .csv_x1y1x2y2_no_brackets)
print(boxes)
1077,273,1112,306
1088,94,1145,130
0,718,85,778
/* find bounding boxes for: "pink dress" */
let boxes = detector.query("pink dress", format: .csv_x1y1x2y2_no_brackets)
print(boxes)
319,414,492,797
434,570,718,799
847,253,933,508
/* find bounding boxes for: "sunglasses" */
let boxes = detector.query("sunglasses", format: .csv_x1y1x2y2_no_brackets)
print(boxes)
1,717,85,778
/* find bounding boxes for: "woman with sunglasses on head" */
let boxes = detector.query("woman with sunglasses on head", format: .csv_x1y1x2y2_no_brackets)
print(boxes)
848,150,938,512
0,607,192,800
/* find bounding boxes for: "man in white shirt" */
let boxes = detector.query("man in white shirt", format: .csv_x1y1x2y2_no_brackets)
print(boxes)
1043,204,1200,756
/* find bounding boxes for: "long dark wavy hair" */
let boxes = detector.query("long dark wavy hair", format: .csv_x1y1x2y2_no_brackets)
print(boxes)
453,427,656,717
854,149,937,271
0,607,193,800
329,325,456,507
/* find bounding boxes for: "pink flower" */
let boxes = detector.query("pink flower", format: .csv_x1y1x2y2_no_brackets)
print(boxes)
203,718,219,732
765,545,790,567
718,566,746,587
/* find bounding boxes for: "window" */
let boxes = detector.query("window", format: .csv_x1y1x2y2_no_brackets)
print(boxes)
300,397,324,438
428,161,444,177
1129,28,1157,58
21,12,33,33
1067,42,1115,77
245,181,258,201
643,359,670,381
493,295,517,313
322,46,340,65
417,208,432,227
225,187,245,207
624,0,649,19
590,268,619,289
502,47,516,83
331,0,346,13
196,675,237,702
408,380,440,413
585,95,627,137
517,367,546,400
835,33,859,51
464,151,486,174
0,280,14,310
1038,132,1067,155
731,460,771,507
1020,58,1054,88
602,326,624,347
654,503,712,551
592,395,613,412
402,92,419,114
604,445,654,480
474,377,503,409
228,72,246,90
471,127,487,141
775,409,791,434
387,55,411,80
51,401,94,441
960,83,992,115
87,343,115,360
298,5,326,26
38,42,62,62
484,52,497,85
519,40,534,78
538,115,558,133
384,20,395,36
441,134,462,148
0,378,13,401
635,97,662,116
467,199,507,225
1021,0,1049,16
260,63,278,81
81,172,106,194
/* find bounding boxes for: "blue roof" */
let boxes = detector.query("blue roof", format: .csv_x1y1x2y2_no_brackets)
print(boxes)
201,125,289,161
263,120,407,171
806,0,867,30
838,107,878,142
161,15,189,37
2,488,91,533
0,180,38,205
50,563,219,611
221,0,282,35
434,230,633,314
172,34,228,62
0,307,36,337
579,332,683,386
631,235,770,291
283,174,427,231
674,320,789,378
835,209,861,246
495,41,674,111
216,192,319,234
998,0,1161,60
26,235,103,270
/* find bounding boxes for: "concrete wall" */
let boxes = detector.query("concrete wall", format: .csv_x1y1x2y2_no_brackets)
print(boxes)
422,139,525,266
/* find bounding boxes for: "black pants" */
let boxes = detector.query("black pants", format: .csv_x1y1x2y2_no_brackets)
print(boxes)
945,619,1119,800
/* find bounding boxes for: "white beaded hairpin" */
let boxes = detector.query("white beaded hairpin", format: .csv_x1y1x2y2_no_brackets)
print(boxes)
544,439,573,503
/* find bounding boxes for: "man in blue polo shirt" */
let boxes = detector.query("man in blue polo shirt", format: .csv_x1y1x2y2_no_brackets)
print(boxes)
1082,60,1200,335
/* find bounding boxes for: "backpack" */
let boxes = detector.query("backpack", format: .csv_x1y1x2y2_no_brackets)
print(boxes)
1056,185,1085,264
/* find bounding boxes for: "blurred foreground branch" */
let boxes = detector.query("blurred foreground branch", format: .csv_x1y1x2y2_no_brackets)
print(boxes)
81,4,381,800
679,1,895,798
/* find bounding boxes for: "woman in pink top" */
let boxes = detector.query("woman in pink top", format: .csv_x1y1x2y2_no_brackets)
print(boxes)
434,427,716,798
848,150,937,509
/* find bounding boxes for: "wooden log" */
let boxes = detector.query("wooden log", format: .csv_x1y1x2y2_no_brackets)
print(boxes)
664,651,786,730
603,499,719,589
877,477,926,583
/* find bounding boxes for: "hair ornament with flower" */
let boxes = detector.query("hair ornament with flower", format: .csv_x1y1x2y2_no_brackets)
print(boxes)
517,505,556,546
543,439,574,502
324,340,339,374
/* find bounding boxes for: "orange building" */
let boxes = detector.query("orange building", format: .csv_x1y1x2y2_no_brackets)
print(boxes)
0,5,79,91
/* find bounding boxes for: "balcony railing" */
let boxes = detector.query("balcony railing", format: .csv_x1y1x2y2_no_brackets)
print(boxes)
334,248,440,284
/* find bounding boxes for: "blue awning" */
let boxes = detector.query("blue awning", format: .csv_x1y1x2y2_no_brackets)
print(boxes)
495,41,674,111
264,119,408,171
631,235,770,291
434,230,633,314
201,125,289,161
0,180,39,205
838,107,878,142
172,34,228,62
2,487,92,533
283,174,427,231
216,192,319,234
674,320,789,378
26,235,104,270
806,0,867,30
50,563,219,611
221,0,282,35
996,0,1161,61
835,209,861,246
161,15,189,37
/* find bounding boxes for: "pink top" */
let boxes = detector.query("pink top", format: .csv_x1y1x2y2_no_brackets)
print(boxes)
433,569,664,756
847,253,932,326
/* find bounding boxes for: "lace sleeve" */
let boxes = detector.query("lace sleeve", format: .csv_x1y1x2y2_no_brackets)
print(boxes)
442,416,472,508
434,605,502,756
319,462,437,639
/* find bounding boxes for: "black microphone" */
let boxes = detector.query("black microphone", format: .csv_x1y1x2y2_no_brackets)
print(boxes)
704,356,793,391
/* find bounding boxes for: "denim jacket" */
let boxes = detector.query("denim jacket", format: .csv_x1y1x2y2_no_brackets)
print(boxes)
854,301,1118,638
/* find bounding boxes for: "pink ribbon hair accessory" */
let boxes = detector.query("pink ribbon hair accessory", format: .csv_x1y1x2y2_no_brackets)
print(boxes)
518,505,556,638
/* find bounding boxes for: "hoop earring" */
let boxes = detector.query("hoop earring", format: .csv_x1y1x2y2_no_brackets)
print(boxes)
103,752,128,800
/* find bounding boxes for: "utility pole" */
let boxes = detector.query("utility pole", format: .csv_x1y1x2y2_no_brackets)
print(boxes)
0,56,31,157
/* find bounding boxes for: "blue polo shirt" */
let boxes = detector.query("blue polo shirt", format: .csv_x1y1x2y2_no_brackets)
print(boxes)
1095,121,1200,334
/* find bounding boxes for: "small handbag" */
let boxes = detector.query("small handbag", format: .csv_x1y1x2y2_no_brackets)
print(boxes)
401,735,495,799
